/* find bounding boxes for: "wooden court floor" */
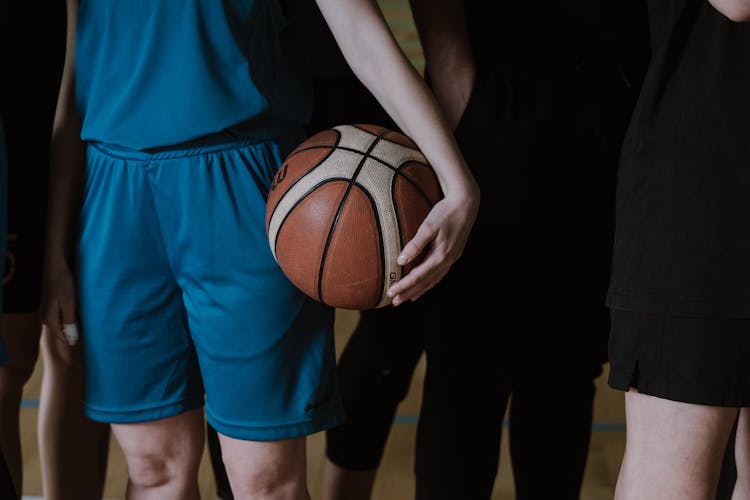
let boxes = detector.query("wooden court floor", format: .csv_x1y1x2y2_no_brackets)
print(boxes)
18,309,626,499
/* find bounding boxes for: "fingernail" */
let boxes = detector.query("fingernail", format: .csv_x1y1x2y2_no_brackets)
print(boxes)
397,254,406,265
392,297,401,307
63,323,79,346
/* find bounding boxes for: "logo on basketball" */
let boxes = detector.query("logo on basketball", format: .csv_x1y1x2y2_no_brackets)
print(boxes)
270,164,288,192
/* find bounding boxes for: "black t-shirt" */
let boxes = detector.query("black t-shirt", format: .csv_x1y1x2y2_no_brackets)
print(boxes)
608,0,750,317
467,0,650,61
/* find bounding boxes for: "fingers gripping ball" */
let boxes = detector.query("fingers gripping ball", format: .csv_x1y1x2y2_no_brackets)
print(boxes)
266,124,443,310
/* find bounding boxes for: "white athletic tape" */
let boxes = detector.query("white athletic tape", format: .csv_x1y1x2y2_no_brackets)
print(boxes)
62,323,79,345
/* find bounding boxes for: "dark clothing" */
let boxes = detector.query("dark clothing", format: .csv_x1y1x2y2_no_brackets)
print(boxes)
607,0,750,317
610,310,750,406
0,1,65,313
467,1,650,71
0,450,17,500
207,1,649,498
326,51,642,498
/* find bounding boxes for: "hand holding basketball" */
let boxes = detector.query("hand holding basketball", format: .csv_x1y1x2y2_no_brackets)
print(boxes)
267,124,447,309
388,179,479,306
266,124,479,309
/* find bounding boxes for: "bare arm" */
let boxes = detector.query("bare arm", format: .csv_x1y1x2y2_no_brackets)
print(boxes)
709,0,750,21
315,0,480,304
410,0,475,129
40,0,84,343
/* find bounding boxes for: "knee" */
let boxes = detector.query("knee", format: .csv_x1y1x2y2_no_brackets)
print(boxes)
127,453,172,489
0,353,36,392
127,451,198,490
0,353,37,404
226,462,306,499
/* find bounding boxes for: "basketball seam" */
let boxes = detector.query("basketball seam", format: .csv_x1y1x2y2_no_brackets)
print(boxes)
317,132,388,304
268,128,342,233
391,173,406,253
391,174,436,264
393,164,441,207
358,186,387,309
272,177,353,253
351,124,418,150
287,144,428,173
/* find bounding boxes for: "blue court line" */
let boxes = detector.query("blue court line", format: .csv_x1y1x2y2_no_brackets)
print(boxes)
21,399,626,431
394,414,625,432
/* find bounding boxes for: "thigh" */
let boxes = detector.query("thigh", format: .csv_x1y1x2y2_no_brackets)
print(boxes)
619,390,737,500
77,146,203,424
218,433,307,493
151,140,344,441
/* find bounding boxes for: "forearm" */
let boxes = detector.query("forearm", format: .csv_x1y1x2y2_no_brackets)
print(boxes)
45,0,84,267
709,0,750,21
46,114,84,266
409,0,475,79
315,0,476,194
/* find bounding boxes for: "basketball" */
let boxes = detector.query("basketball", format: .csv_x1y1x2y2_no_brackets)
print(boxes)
266,124,443,310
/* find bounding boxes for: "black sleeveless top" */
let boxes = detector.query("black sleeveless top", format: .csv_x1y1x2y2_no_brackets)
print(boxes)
607,0,750,317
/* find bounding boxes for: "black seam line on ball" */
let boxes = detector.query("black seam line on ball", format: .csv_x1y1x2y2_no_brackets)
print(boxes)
317,132,388,303
273,177,356,254
392,161,440,207
391,172,406,257
361,186,386,309
269,129,342,232
350,124,418,150
288,144,429,173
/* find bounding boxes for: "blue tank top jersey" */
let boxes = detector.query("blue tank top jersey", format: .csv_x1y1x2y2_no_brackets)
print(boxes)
76,0,313,150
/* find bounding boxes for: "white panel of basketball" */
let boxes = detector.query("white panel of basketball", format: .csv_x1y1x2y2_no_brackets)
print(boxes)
267,147,363,259
369,138,428,167
334,125,379,151
354,157,399,306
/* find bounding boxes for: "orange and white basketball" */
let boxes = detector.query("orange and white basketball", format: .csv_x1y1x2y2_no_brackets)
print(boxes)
266,124,443,310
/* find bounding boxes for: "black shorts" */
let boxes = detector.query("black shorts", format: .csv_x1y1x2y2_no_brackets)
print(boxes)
609,309,750,407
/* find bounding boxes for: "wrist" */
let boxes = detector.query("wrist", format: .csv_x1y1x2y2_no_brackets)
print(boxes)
43,249,72,272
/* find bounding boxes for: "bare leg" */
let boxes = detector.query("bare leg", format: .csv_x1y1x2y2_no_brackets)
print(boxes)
39,326,110,500
0,313,41,497
323,460,377,500
733,408,750,500
616,389,738,500
112,409,203,500
219,433,309,500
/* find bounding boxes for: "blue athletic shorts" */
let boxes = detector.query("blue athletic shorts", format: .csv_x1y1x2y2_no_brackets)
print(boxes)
76,135,344,441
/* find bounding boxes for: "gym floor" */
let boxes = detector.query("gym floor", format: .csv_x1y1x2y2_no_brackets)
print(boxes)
17,2,626,498
18,310,626,499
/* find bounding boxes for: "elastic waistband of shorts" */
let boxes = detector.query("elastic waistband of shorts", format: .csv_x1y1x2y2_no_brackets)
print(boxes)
88,129,304,162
